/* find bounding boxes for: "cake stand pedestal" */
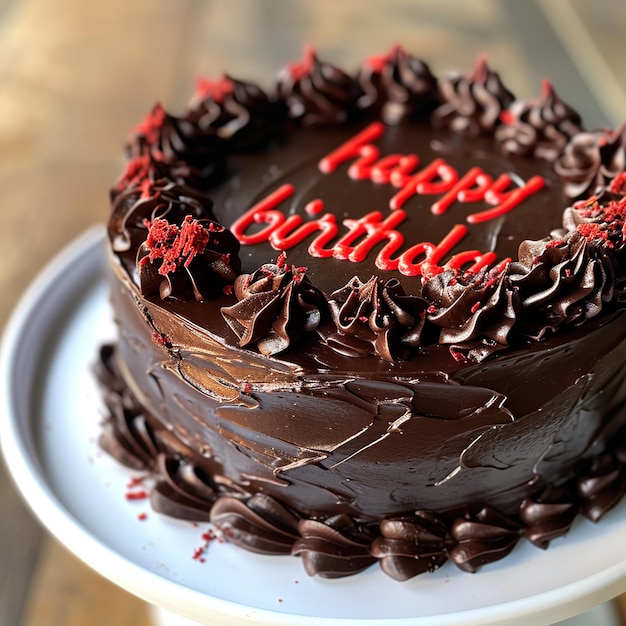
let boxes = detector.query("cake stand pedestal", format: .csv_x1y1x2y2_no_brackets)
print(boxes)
4,229,626,626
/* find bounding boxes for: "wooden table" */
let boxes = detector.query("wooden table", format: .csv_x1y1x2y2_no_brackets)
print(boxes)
1,1,626,623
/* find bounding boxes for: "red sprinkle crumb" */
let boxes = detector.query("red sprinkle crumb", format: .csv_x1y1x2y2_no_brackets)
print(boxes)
363,45,398,73
132,103,166,144
125,490,149,501
127,476,146,489
115,154,151,192
288,45,316,81
222,284,234,296
499,109,516,126
195,75,234,104
577,222,612,246
610,172,626,195
243,382,251,394
192,547,206,563
427,305,438,314
138,513,148,521
139,178,155,200
471,301,481,313
278,598,284,603
450,347,470,364
151,331,172,347
192,528,219,564
276,251,287,268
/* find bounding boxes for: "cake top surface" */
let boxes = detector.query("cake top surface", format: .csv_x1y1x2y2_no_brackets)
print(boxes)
108,47,626,369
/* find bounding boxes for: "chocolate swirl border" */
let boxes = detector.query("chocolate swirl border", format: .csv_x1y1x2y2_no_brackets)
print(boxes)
108,49,626,366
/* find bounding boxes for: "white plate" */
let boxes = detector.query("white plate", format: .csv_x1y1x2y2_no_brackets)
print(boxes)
3,227,626,626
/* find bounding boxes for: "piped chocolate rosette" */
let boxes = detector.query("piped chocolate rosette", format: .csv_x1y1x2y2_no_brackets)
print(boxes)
101,47,626,581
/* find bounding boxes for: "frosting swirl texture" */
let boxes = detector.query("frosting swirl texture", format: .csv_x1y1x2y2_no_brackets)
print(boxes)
221,257,327,355
277,47,360,126
433,56,514,135
496,80,582,160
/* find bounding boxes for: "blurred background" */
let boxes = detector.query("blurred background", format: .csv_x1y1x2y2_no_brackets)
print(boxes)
1,0,626,624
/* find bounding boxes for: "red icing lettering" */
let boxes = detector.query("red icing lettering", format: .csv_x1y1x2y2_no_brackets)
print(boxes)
431,167,492,215
348,145,381,180
231,184,293,244
308,215,341,258
233,125,549,279
348,210,407,264
415,162,458,196
468,175,545,223
269,213,339,258
398,224,468,278
333,212,387,260
370,154,420,184
390,159,447,210
305,199,325,215
318,122,385,174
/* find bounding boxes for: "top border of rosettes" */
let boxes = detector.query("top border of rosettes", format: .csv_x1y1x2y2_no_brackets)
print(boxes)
108,46,626,365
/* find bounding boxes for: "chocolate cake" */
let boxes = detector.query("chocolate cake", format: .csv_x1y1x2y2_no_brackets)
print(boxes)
98,46,626,581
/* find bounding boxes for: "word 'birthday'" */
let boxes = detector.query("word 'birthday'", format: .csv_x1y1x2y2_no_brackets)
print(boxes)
231,122,546,279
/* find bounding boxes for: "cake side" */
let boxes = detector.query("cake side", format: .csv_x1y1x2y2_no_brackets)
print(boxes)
99,48,626,580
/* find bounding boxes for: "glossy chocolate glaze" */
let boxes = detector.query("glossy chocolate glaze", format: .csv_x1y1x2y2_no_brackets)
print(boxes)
99,50,626,580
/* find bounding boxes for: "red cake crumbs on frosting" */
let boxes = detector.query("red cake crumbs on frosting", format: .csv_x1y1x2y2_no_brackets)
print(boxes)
143,215,210,275
574,195,626,248
610,172,626,195
287,45,317,81
151,330,172,348
115,154,153,193
131,103,166,144
195,75,234,103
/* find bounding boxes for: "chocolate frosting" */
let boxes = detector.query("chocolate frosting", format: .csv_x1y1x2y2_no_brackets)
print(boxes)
370,512,449,581
292,515,377,578
108,178,215,252
125,103,225,187
554,126,626,198
322,276,429,362
423,267,520,363
357,46,439,124
96,340,626,580
432,56,514,136
447,507,522,573
99,49,626,582
519,487,578,548
277,47,360,126
577,453,626,522
508,233,615,338
137,214,241,301
221,259,327,355
210,494,300,554
188,76,287,151
496,80,583,160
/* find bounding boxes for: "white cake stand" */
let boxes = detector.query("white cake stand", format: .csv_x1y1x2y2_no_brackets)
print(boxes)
2,228,626,626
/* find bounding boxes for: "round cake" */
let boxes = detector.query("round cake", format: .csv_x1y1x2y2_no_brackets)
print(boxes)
98,46,626,581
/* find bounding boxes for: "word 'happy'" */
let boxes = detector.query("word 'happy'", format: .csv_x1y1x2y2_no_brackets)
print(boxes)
231,122,546,278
